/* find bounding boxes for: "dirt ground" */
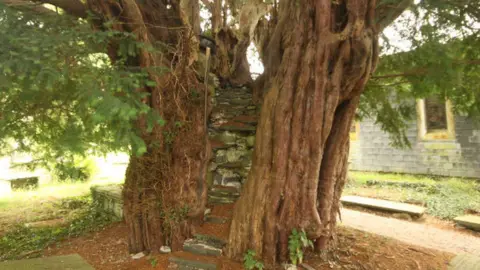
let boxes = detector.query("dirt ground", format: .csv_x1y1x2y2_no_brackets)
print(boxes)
43,203,453,270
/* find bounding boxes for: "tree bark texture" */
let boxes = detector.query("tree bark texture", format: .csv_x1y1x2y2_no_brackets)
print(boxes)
205,0,269,86
227,0,379,266
86,0,209,253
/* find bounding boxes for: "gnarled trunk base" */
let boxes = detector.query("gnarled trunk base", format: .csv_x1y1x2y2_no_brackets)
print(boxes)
227,0,379,266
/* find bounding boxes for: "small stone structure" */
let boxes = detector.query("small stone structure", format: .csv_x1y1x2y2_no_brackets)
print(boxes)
90,184,123,218
207,86,258,190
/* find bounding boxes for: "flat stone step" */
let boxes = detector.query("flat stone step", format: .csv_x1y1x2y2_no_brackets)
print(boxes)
448,253,480,270
210,186,240,196
207,196,237,205
454,215,480,231
216,122,256,132
194,234,227,249
0,254,94,270
183,238,223,257
168,253,217,270
341,195,425,217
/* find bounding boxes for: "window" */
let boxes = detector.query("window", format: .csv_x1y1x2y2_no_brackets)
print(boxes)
349,121,360,141
417,98,455,140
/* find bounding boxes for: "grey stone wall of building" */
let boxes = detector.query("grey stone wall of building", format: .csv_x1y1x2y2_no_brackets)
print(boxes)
349,116,480,178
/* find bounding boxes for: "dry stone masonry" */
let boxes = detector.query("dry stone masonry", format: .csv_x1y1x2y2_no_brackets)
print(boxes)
207,86,258,191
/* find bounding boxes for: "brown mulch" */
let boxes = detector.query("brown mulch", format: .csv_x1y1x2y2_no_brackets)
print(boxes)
42,203,453,270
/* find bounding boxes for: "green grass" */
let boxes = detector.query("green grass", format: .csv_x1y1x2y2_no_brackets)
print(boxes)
0,195,120,261
345,171,480,220
0,177,123,236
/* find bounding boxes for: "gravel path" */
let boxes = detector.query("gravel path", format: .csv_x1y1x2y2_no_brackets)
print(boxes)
341,208,480,256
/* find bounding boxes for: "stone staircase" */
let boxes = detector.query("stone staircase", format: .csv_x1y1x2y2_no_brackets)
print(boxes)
207,86,258,190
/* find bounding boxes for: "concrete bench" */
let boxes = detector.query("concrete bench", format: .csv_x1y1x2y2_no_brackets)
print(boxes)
454,215,480,232
341,195,425,217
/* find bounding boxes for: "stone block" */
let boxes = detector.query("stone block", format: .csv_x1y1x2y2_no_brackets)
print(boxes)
168,256,217,270
454,215,480,231
183,238,223,257
341,195,425,217
0,254,94,270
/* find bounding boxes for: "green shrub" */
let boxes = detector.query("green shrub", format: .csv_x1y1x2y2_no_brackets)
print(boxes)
244,250,264,270
52,155,98,182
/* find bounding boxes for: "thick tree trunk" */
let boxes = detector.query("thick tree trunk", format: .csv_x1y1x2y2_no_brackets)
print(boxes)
86,0,209,253
227,0,379,266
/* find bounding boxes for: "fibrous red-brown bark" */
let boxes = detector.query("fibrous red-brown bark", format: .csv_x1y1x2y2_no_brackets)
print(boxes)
86,0,209,253
227,0,381,266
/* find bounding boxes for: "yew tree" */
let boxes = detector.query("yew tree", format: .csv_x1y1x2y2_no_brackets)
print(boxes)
0,0,210,253
226,0,480,266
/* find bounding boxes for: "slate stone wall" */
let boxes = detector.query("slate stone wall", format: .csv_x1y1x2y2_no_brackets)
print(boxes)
207,86,258,189
349,116,480,178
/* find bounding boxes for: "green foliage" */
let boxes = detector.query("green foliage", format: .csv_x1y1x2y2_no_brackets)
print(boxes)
288,228,313,265
0,4,167,166
51,155,98,182
243,250,264,270
360,1,480,147
0,195,118,260
149,258,158,267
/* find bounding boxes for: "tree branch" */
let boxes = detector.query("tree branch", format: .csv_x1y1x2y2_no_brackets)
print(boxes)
372,59,480,79
375,0,413,31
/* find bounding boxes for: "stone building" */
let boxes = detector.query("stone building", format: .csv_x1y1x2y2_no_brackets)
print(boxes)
349,98,480,178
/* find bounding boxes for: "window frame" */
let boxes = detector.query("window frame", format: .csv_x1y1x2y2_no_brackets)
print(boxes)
416,99,455,140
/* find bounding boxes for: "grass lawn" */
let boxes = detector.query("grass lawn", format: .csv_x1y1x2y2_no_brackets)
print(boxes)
0,177,123,261
344,171,480,220
0,177,123,235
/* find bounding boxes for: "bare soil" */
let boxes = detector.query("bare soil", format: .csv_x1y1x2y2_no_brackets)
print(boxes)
42,203,453,269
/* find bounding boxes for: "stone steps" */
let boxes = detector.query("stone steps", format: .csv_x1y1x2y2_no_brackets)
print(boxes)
167,234,228,269
183,238,223,257
168,252,218,270
207,86,257,191
204,215,228,224
341,195,426,217
454,215,480,231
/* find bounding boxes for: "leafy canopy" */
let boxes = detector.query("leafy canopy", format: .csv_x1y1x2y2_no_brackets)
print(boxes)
361,0,480,147
0,4,165,167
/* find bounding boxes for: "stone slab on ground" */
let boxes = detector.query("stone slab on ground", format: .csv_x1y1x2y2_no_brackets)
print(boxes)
448,253,480,270
193,234,227,249
341,195,425,217
168,255,217,270
0,254,94,270
454,215,480,231
183,238,222,257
